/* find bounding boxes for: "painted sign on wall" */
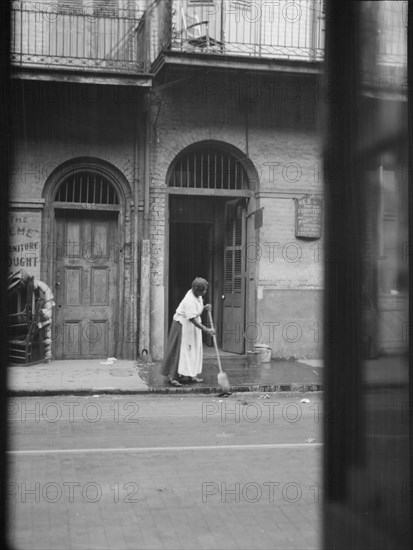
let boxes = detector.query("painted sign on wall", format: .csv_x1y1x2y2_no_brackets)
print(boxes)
8,211,41,278
295,196,323,238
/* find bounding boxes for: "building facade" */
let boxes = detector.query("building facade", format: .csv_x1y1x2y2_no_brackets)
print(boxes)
10,0,328,362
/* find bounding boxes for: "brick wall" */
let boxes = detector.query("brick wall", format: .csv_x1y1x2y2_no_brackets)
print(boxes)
10,82,136,200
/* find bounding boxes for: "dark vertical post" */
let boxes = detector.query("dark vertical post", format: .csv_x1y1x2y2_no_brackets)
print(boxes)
408,0,413,537
0,2,11,547
322,0,363,514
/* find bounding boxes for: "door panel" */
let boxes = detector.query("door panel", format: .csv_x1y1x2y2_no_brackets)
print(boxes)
91,267,109,305
222,200,246,354
54,210,118,359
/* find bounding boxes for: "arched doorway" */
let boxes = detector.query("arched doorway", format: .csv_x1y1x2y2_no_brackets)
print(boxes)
167,142,256,354
42,158,132,360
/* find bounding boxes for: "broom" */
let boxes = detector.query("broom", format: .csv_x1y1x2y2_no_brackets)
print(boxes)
207,310,231,393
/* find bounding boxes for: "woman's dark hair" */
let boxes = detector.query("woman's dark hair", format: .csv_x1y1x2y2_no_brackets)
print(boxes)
192,277,208,293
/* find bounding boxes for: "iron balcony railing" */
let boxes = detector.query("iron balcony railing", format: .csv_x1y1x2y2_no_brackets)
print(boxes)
137,0,326,69
137,0,407,74
11,1,146,73
172,0,325,60
11,1,406,80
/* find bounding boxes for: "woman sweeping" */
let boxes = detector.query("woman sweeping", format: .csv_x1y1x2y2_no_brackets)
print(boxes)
162,277,215,386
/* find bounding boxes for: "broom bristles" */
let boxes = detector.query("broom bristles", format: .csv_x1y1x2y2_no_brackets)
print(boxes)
217,371,231,392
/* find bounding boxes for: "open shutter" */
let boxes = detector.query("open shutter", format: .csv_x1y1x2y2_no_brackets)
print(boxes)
222,199,246,353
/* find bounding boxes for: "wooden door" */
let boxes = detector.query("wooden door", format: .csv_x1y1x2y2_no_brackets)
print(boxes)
54,210,118,359
222,200,245,353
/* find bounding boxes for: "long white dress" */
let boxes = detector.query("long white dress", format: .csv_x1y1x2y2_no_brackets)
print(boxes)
174,289,204,377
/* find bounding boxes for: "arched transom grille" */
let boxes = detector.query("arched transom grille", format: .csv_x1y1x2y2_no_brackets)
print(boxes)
55,171,119,205
169,148,248,190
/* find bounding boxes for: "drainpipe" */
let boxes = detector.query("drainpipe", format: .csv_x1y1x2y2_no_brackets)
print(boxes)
139,91,152,361
144,93,151,240
132,100,139,361
220,0,225,50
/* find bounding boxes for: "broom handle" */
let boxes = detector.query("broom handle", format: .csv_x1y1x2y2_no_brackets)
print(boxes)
207,310,223,374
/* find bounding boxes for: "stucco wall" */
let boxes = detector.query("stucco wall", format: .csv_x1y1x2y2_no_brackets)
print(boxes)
10,80,141,359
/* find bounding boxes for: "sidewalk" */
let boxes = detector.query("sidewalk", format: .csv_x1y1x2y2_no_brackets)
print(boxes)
7,355,323,396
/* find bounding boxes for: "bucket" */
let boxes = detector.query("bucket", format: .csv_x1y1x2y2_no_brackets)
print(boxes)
253,344,272,363
247,351,261,367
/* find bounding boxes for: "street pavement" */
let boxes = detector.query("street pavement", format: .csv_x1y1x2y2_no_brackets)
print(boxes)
7,393,323,550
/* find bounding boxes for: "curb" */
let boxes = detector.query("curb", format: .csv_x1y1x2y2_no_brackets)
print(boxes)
7,383,323,397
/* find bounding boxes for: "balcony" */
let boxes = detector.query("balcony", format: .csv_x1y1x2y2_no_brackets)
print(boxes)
137,0,326,75
11,1,151,85
360,2,407,100
11,1,406,89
